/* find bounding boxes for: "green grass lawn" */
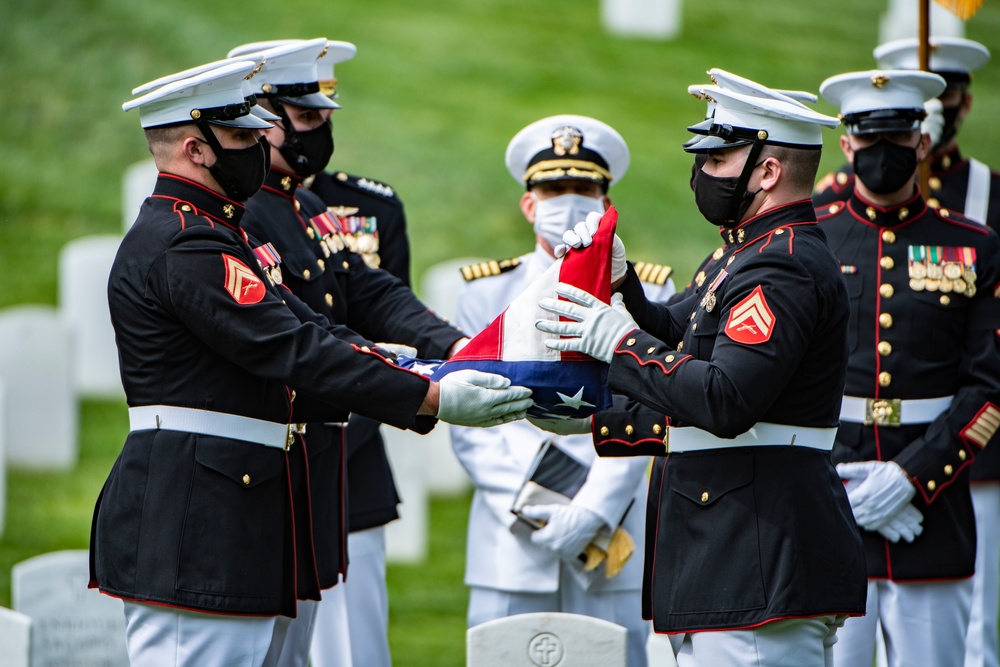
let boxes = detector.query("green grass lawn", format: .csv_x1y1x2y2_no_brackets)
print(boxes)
3,1,1000,665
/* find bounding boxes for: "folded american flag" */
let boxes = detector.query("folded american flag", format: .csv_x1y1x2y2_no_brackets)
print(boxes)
400,207,618,419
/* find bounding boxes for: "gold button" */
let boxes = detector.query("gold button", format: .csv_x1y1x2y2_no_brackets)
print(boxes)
317,258,326,271
242,474,251,486
879,313,893,329
878,371,892,387
325,293,333,307
307,227,315,239
866,207,878,221
960,449,968,461
294,200,301,212
879,284,894,299
774,228,785,235
880,256,895,270
652,424,662,435
882,230,896,244
927,197,941,209
877,341,892,356
626,338,636,346
943,155,953,169
676,341,684,352
303,269,312,280
940,295,951,306
600,426,610,437
929,176,942,191
728,231,735,243
337,172,348,181
361,346,370,352
927,480,937,491
691,323,698,332
898,207,909,221
829,204,841,215
941,209,951,218
944,464,954,476
647,347,656,354
180,204,192,212
727,256,735,266
665,355,675,363
625,425,634,436
837,172,849,185
701,491,709,503
342,261,350,269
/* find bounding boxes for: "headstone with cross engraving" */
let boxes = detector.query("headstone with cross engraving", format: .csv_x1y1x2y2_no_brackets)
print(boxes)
0,606,31,667
0,306,77,469
12,550,129,667
59,235,125,398
467,612,626,667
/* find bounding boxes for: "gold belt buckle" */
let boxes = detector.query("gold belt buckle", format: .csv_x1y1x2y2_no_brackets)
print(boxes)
864,398,901,427
285,423,307,450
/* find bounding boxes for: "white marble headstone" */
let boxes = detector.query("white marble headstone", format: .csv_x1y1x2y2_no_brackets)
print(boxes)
0,606,31,667
468,612,627,667
59,235,125,398
122,159,158,232
381,425,428,563
600,0,682,40
0,306,77,469
0,380,6,537
416,258,483,496
12,550,128,667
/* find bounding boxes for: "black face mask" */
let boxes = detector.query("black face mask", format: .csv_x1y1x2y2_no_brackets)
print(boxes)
279,118,334,178
691,159,762,227
197,123,268,202
938,103,962,150
852,139,918,195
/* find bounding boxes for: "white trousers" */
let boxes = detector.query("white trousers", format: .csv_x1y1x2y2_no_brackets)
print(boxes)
674,616,845,667
123,600,290,667
468,566,650,667
967,483,1000,667
275,599,319,667
834,578,973,667
309,526,391,667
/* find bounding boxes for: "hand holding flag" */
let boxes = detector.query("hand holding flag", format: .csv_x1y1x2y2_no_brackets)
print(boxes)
555,211,629,283
537,287,638,364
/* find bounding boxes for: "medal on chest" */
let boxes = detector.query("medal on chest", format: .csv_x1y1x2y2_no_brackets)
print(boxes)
700,269,729,312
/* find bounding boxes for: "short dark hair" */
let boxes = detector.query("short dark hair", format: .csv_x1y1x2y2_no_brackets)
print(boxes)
761,144,822,192
144,123,193,160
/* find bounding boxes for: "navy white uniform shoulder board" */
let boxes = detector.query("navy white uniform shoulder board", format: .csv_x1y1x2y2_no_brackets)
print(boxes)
460,257,521,282
332,171,398,200
633,261,673,286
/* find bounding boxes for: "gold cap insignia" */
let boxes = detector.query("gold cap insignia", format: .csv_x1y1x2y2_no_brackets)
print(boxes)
871,74,890,89
551,126,583,157
281,176,292,191
223,204,235,219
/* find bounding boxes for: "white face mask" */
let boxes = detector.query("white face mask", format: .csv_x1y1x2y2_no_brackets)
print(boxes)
532,193,605,252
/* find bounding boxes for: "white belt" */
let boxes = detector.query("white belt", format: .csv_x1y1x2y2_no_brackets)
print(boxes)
839,395,953,427
666,422,836,453
128,405,306,450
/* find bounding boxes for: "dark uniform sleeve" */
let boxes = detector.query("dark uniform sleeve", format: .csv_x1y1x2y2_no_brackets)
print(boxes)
592,394,669,457
156,224,431,430
893,232,1000,503
610,255,822,438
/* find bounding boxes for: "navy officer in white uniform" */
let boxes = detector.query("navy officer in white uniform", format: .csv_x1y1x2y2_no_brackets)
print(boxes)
451,114,675,667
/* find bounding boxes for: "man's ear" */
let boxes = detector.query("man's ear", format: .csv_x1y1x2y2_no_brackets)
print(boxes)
601,194,612,211
520,191,537,224
916,131,932,161
759,156,782,192
182,136,209,166
839,134,854,163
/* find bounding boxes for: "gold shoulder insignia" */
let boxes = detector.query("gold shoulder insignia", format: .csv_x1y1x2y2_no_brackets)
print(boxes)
634,261,673,286
460,257,522,282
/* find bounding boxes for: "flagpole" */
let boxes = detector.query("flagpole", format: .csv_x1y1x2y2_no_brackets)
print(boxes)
918,0,932,196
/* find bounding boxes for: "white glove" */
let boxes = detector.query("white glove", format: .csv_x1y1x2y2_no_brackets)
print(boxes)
520,504,608,561
837,460,916,531
874,503,925,543
922,98,945,149
526,415,593,435
536,283,638,363
374,342,418,358
554,211,628,282
436,369,533,427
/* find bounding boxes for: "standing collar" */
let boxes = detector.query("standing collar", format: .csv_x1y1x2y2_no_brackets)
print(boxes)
930,146,964,174
152,173,246,228
262,167,303,198
719,200,817,248
846,187,926,228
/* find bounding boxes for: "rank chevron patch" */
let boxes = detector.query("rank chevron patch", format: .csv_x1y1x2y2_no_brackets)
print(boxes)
725,285,775,345
223,254,265,305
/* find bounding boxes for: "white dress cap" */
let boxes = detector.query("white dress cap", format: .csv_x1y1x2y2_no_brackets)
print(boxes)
820,69,946,134
226,37,337,110
504,114,629,188
130,57,280,122
316,41,357,97
684,86,839,153
123,60,274,130
874,37,990,82
707,69,817,107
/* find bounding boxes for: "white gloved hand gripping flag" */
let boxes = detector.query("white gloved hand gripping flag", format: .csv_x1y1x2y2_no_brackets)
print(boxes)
400,207,619,420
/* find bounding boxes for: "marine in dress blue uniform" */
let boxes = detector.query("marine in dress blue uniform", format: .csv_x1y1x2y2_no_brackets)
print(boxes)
226,38,467,667
452,115,676,667
95,59,531,667
535,77,868,667
817,68,1000,667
